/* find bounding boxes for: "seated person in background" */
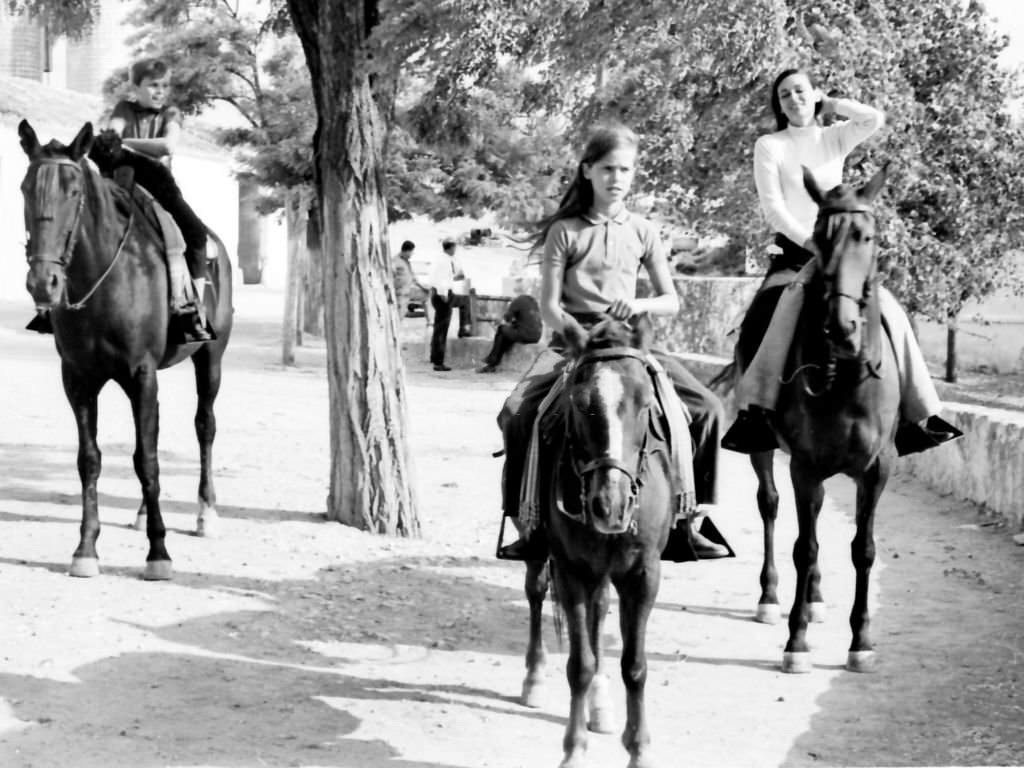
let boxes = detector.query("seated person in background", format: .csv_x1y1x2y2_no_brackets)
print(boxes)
477,292,543,373
393,240,426,317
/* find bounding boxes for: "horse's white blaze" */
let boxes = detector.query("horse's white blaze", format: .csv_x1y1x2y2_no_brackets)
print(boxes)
592,367,626,460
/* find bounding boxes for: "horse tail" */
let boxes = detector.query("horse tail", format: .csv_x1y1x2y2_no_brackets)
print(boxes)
547,558,567,652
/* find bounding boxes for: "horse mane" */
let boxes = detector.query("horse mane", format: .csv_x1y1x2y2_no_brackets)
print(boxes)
585,319,636,350
571,316,652,356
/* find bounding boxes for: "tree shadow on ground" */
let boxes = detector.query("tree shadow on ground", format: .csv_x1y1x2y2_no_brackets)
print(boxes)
0,653,477,768
0,551,567,766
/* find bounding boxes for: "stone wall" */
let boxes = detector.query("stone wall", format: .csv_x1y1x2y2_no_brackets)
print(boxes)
895,405,1024,531
639,276,760,358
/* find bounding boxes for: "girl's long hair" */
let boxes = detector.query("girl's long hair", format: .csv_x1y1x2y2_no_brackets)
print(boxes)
532,123,639,253
770,68,823,131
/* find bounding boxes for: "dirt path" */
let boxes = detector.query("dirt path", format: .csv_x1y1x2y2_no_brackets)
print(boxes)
0,288,1021,768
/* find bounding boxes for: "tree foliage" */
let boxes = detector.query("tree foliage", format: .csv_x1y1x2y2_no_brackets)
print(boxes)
14,0,1024,320
376,0,1024,319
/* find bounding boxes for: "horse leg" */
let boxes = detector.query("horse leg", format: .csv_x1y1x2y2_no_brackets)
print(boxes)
587,580,615,734
615,562,659,768
782,461,824,673
751,450,781,624
555,560,596,768
125,366,172,580
847,455,889,672
62,365,103,577
521,558,549,708
192,344,222,538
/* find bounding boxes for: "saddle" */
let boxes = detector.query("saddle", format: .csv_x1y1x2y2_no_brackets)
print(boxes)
109,168,217,321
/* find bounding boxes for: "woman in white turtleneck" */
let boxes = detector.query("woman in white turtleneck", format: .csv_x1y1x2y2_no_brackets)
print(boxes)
721,69,962,457
755,70,884,261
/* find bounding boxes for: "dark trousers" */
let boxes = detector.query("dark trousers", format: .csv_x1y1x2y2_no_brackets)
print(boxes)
429,291,471,365
116,152,209,280
499,349,724,516
484,324,542,366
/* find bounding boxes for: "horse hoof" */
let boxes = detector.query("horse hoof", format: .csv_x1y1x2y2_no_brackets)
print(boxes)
559,751,587,768
808,602,827,623
628,753,657,768
69,557,100,578
143,560,173,581
132,513,146,532
846,650,876,673
587,705,616,734
196,511,218,538
782,651,812,674
520,678,545,709
755,603,781,624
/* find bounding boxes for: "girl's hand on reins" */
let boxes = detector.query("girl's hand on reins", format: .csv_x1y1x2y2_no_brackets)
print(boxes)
606,299,634,320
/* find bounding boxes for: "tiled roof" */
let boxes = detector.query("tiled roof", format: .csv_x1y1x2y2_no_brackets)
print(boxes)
0,74,224,159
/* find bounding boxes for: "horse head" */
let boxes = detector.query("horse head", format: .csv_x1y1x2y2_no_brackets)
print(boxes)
560,314,658,535
803,164,888,359
19,120,94,309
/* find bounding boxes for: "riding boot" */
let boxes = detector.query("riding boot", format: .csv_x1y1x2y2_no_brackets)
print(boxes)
496,522,549,561
689,524,730,559
720,406,778,454
26,310,53,334
894,415,963,456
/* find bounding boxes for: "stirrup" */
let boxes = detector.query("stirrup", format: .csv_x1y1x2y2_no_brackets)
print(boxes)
495,515,548,561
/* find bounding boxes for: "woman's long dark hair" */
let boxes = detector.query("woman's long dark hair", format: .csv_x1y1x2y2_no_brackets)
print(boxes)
532,123,639,252
771,68,823,131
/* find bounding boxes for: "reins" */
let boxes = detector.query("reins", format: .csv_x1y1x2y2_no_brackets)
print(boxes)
790,205,884,396
26,156,134,312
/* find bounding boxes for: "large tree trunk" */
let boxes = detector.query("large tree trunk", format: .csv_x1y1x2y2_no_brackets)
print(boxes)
288,0,418,535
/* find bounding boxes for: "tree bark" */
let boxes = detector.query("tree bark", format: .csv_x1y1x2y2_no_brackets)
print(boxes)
282,191,306,364
302,205,325,337
945,321,958,384
288,0,418,535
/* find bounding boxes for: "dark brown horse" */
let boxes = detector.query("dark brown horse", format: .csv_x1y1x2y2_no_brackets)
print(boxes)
736,167,899,673
18,120,233,580
521,315,675,768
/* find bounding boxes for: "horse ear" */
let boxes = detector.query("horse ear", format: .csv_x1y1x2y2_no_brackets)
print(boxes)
18,119,41,158
630,313,654,351
68,122,94,161
858,162,890,204
802,166,825,206
561,315,589,357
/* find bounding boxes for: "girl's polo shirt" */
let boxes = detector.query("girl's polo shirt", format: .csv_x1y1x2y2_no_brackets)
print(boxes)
545,210,662,316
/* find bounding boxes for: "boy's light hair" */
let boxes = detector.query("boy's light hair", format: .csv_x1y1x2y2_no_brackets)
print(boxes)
130,58,169,86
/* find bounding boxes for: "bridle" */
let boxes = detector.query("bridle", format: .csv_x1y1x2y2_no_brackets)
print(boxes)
786,203,883,396
817,203,880,327
559,347,660,532
24,156,133,311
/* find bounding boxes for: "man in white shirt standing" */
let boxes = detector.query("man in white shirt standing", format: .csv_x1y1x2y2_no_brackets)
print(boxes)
428,237,473,371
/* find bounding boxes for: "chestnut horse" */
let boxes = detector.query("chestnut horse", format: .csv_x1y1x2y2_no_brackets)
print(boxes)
735,166,899,673
521,316,676,768
18,120,233,580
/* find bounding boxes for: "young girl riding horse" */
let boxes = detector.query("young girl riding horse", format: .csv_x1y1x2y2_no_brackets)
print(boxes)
497,123,730,561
